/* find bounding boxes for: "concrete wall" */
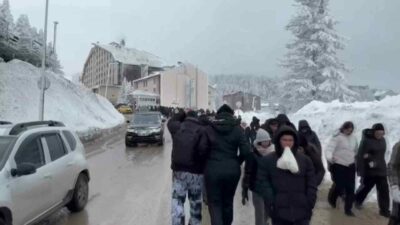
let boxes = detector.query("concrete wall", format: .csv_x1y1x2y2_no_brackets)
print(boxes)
160,63,209,110
95,85,121,105
134,75,161,95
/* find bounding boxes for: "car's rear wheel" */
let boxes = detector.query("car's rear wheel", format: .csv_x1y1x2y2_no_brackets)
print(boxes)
67,174,89,213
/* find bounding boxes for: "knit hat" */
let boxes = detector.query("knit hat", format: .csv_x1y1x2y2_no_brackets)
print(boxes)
253,129,271,148
217,104,234,115
372,123,385,131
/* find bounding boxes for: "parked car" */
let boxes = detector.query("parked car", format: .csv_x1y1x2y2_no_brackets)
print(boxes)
125,112,165,147
117,105,133,114
0,121,90,225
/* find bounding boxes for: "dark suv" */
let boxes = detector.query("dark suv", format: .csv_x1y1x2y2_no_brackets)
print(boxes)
125,112,165,147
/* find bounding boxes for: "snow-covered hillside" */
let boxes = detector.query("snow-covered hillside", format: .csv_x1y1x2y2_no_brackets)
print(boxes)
0,60,124,135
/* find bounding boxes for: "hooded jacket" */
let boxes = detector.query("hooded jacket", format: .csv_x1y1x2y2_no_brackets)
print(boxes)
356,129,388,177
298,120,322,156
205,112,251,164
276,114,296,131
255,126,317,222
261,118,278,139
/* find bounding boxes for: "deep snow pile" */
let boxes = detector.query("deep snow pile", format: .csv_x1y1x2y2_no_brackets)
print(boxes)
242,95,400,157
291,96,400,153
242,96,400,201
0,60,124,135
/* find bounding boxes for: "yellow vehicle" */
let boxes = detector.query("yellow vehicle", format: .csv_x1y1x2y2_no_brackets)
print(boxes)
117,105,133,114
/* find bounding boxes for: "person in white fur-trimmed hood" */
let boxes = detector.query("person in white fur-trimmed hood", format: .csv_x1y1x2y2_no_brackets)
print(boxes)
242,128,275,225
325,121,358,217
255,126,317,225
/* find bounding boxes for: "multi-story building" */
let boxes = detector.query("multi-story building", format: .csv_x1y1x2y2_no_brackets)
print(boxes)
81,41,164,104
223,91,261,112
133,62,209,110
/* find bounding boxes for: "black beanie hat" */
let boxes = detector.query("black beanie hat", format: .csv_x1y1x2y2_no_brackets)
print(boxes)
217,104,234,115
372,123,385,131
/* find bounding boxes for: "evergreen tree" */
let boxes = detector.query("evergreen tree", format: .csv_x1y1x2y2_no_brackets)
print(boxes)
0,0,14,30
283,0,348,95
280,0,359,105
15,15,35,62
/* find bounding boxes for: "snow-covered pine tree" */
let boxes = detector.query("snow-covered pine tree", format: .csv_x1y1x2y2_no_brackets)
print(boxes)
282,0,355,102
46,42,63,74
0,0,14,31
117,77,134,105
15,15,35,62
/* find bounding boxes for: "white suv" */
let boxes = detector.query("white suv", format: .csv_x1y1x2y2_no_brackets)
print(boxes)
0,121,90,225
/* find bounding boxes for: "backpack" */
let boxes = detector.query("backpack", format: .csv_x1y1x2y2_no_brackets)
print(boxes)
172,122,202,167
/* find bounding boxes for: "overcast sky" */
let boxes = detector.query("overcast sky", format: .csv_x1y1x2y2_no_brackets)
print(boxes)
8,0,400,91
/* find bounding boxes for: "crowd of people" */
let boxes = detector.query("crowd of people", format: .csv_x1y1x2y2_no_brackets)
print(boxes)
166,104,400,225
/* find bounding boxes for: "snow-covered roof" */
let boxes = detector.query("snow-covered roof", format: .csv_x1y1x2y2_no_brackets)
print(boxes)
94,43,165,68
132,73,161,83
129,90,159,97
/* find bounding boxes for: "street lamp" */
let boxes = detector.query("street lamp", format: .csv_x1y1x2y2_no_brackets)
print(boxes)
39,0,49,121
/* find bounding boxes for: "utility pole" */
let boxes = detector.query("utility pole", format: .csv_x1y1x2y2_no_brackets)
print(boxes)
39,0,49,121
53,21,58,54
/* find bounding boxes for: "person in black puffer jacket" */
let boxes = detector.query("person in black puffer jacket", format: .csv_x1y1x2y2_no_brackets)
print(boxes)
249,116,261,144
204,104,251,225
298,135,325,187
242,129,275,225
255,126,317,225
298,120,322,157
168,110,209,225
355,123,390,218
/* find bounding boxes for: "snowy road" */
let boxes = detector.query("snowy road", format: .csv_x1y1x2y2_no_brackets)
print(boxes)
35,126,389,225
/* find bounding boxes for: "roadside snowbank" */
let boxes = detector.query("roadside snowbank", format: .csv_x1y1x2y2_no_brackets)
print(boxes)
242,96,400,201
242,95,400,154
0,60,124,137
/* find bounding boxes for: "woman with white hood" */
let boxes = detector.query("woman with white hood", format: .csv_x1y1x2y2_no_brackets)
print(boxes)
325,121,358,217
242,129,275,225
255,126,317,225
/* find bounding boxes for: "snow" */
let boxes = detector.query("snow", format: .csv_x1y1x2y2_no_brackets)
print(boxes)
0,60,124,136
96,43,165,68
242,96,400,157
241,96,400,201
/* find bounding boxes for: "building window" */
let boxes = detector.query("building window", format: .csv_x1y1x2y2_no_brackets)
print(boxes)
135,83,138,89
144,80,148,87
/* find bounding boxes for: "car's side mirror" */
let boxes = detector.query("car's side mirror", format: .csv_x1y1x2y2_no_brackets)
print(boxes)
11,163,37,177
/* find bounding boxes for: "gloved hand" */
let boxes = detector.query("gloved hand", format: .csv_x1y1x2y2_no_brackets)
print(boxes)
242,188,249,205
391,186,400,203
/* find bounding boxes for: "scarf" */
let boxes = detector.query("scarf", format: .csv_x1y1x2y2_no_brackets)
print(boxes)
255,144,275,156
